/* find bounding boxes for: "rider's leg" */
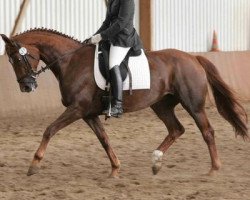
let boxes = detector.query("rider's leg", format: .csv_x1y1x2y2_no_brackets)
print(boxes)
106,44,130,117
110,65,123,116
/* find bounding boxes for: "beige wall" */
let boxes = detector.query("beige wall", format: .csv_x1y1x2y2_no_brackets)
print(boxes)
195,51,250,101
153,0,250,51
0,51,250,116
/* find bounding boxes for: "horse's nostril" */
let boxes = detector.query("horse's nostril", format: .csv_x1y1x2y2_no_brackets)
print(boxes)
24,85,31,92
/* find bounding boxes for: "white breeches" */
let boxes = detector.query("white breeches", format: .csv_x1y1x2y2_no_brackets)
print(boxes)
109,44,131,69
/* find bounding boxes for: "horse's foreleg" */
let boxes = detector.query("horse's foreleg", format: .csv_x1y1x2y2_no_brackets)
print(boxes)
151,102,185,175
27,106,81,176
84,116,120,178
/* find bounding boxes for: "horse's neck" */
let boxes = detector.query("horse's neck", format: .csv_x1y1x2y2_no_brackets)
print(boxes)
15,32,82,77
15,32,80,61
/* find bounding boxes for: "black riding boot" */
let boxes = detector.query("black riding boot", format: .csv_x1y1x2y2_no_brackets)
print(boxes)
104,65,123,117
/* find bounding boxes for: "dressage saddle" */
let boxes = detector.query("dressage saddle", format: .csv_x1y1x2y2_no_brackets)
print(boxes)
98,40,141,83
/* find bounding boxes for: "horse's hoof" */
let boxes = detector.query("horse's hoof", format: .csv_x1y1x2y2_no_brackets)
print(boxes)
27,166,39,176
109,174,119,179
152,163,162,175
207,169,219,176
109,170,119,179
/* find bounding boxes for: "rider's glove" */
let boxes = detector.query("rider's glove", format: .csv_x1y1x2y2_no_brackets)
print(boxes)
89,34,102,44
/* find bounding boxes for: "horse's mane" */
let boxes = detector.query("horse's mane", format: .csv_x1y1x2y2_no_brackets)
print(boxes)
13,28,83,44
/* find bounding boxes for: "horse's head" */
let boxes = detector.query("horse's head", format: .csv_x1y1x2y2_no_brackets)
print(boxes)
1,34,40,92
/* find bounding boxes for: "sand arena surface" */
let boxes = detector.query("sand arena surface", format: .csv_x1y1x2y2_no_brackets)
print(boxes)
0,103,250,200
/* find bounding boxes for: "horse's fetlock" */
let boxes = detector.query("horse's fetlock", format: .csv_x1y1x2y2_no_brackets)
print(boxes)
213,164,221,170
112,163,120,169
34,153,43,161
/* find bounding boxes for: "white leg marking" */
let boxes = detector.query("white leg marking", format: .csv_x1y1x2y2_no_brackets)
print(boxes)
152,150,163,165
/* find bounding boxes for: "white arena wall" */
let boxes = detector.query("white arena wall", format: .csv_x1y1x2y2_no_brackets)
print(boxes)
153,0,250,51
0,0,250,52
0,0,140,42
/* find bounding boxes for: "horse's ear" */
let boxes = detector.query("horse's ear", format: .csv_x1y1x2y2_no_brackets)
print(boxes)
0,34,14,46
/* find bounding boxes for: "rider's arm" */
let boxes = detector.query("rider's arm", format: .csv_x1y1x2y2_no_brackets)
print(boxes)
100,0,133,40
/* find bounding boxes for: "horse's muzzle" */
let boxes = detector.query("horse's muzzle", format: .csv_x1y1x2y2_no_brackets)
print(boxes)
19,77,38,93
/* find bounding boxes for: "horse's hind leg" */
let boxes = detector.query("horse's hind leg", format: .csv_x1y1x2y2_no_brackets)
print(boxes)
151,96,185,175
175,63,221,175
178,82,221,175
84,116,120,178
184,107,221,175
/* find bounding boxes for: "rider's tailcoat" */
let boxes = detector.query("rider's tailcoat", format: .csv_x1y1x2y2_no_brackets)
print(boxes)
96,0,143,51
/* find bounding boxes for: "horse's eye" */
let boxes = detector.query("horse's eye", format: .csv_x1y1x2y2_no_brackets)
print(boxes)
14,57,22,62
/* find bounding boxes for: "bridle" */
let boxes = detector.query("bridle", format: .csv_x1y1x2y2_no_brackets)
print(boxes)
8,42,40,83
8,42,84,83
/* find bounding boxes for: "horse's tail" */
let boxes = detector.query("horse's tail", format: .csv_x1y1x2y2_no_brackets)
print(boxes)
196,56,248,140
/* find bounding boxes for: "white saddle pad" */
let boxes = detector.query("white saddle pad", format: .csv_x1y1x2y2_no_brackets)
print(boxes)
94,44,150,91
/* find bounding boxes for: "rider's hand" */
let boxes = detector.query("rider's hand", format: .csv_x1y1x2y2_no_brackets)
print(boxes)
89,34,102,44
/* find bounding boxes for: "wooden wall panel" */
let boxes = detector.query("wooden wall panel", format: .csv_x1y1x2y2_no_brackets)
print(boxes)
139,0,152,50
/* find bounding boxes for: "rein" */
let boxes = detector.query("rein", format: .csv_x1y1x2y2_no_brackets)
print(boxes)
34,46,84,77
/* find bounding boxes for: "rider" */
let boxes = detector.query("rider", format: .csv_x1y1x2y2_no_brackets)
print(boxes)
88,0,143,117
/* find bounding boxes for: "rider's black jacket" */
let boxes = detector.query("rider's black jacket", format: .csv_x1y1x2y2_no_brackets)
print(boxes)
95,0,143,51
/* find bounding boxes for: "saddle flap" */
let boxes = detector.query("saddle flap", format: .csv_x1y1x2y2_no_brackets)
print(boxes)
94,44,150,91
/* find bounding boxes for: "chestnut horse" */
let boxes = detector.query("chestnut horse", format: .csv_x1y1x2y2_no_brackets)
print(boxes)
0,29,248,177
